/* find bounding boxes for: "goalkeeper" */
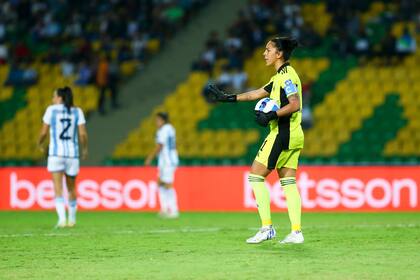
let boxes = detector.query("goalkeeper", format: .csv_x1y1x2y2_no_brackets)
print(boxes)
207,37,304,244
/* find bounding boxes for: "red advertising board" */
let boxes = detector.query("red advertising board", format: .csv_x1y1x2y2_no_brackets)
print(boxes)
0,166,419,211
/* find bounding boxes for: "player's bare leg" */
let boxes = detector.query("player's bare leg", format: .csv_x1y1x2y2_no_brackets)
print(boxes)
52,172,66,228
246,161,276,244
277,167,304,244
66,175,77,227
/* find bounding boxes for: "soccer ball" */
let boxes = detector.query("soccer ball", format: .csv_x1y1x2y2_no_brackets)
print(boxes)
255,98,279,113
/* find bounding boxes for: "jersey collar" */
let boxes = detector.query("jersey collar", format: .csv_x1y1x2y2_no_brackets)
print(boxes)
276,62,290,73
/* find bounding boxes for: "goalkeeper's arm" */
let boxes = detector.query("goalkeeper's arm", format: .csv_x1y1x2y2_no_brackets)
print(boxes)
206,84,268,102
236,88,269,101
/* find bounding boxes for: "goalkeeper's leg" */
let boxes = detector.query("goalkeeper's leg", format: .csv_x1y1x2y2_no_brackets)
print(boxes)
246,161,276,244
277,163,304,244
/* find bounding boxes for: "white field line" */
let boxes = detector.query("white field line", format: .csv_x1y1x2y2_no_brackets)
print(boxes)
0,227,223,238
248,223,418,231
0,224,417,239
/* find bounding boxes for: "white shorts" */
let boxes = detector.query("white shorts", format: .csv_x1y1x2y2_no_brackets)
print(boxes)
47,156,80,177
158,165,177,184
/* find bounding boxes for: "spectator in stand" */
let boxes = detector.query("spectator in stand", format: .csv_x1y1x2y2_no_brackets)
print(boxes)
191,55,212,72
5,62,38,86
353,28,371,57
96,55,109,115
396,27,417,57
211,65,247,100
378,31,397,66
163,2,185,29
108,56,120,109
205,31,223,59
226,45,244,70
22,63,38,85
117,42,133,62
249,22,265,49
132,32,148,61
41,13,61,38
231,66,248,92
0,20,5,40
14,42,31,62
0,40,7,64
217,64,233,90
201,42,217,68
75,61,92,86
65,13,83,38
282,0,304,39
346,11,361,36
61,56,75,78
225,29,243,51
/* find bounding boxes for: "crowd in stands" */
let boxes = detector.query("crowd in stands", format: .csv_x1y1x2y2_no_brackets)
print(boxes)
0,0,208,114
195,0,419,75
196,0,419,128
328,0,418,60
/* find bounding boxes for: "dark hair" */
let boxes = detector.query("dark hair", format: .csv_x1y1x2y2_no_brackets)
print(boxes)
57,86,74,113
156,112,169,123
269,37,299,61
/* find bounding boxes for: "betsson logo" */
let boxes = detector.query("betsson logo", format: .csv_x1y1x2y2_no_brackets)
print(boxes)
244,172,418,209
9,172,158,209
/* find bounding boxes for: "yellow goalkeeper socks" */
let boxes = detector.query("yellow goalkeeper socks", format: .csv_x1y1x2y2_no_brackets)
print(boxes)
248,174,272,227
280,177,302,231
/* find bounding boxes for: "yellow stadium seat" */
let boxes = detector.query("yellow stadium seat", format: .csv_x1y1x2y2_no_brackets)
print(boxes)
147,39,160,54
0,86,13,101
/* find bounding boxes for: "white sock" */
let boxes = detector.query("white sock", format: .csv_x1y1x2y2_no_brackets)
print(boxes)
55,197,66,224
68,200,77,224
166,188,179,214
158,187,169,213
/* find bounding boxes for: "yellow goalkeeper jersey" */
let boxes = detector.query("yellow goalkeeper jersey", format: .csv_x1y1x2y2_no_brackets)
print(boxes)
263,62,304,150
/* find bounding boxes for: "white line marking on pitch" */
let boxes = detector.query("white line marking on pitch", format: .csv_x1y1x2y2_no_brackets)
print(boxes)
248,223,418,231
0,224,417,239
0,227,223,238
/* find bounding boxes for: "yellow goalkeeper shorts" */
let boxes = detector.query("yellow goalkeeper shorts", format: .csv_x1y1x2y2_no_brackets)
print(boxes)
254,133,301,170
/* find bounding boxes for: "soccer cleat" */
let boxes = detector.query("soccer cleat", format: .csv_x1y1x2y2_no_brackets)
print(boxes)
55,221,67,229
67,221,76,228
157,211,167,218
279,231,304,244
246,226,276,244
166,212,179,219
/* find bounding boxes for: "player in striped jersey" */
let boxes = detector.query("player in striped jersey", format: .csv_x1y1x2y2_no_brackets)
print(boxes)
145,112,179,218
37,87,88,228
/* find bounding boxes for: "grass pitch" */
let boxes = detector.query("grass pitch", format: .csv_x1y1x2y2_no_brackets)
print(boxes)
0,212,419,279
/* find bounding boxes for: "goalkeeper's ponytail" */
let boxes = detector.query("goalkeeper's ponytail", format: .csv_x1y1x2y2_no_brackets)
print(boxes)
270,36,299,61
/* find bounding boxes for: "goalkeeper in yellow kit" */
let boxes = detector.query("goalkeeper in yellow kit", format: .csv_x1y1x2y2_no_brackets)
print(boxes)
207,37,304,244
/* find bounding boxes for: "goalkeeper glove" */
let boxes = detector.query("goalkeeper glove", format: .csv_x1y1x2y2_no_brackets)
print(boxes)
206,84,237,102
255,111,278,127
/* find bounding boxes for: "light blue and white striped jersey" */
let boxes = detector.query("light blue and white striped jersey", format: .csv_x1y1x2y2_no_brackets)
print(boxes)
156,123,179,167
42,104,86,158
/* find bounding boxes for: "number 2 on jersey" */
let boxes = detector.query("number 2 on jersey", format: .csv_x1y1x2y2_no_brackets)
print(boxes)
59,118,72,140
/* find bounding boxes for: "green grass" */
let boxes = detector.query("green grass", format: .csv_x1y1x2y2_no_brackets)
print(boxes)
1,212,419,279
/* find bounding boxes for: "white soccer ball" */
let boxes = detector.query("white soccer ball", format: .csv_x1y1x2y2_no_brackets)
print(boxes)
255,98,280,113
